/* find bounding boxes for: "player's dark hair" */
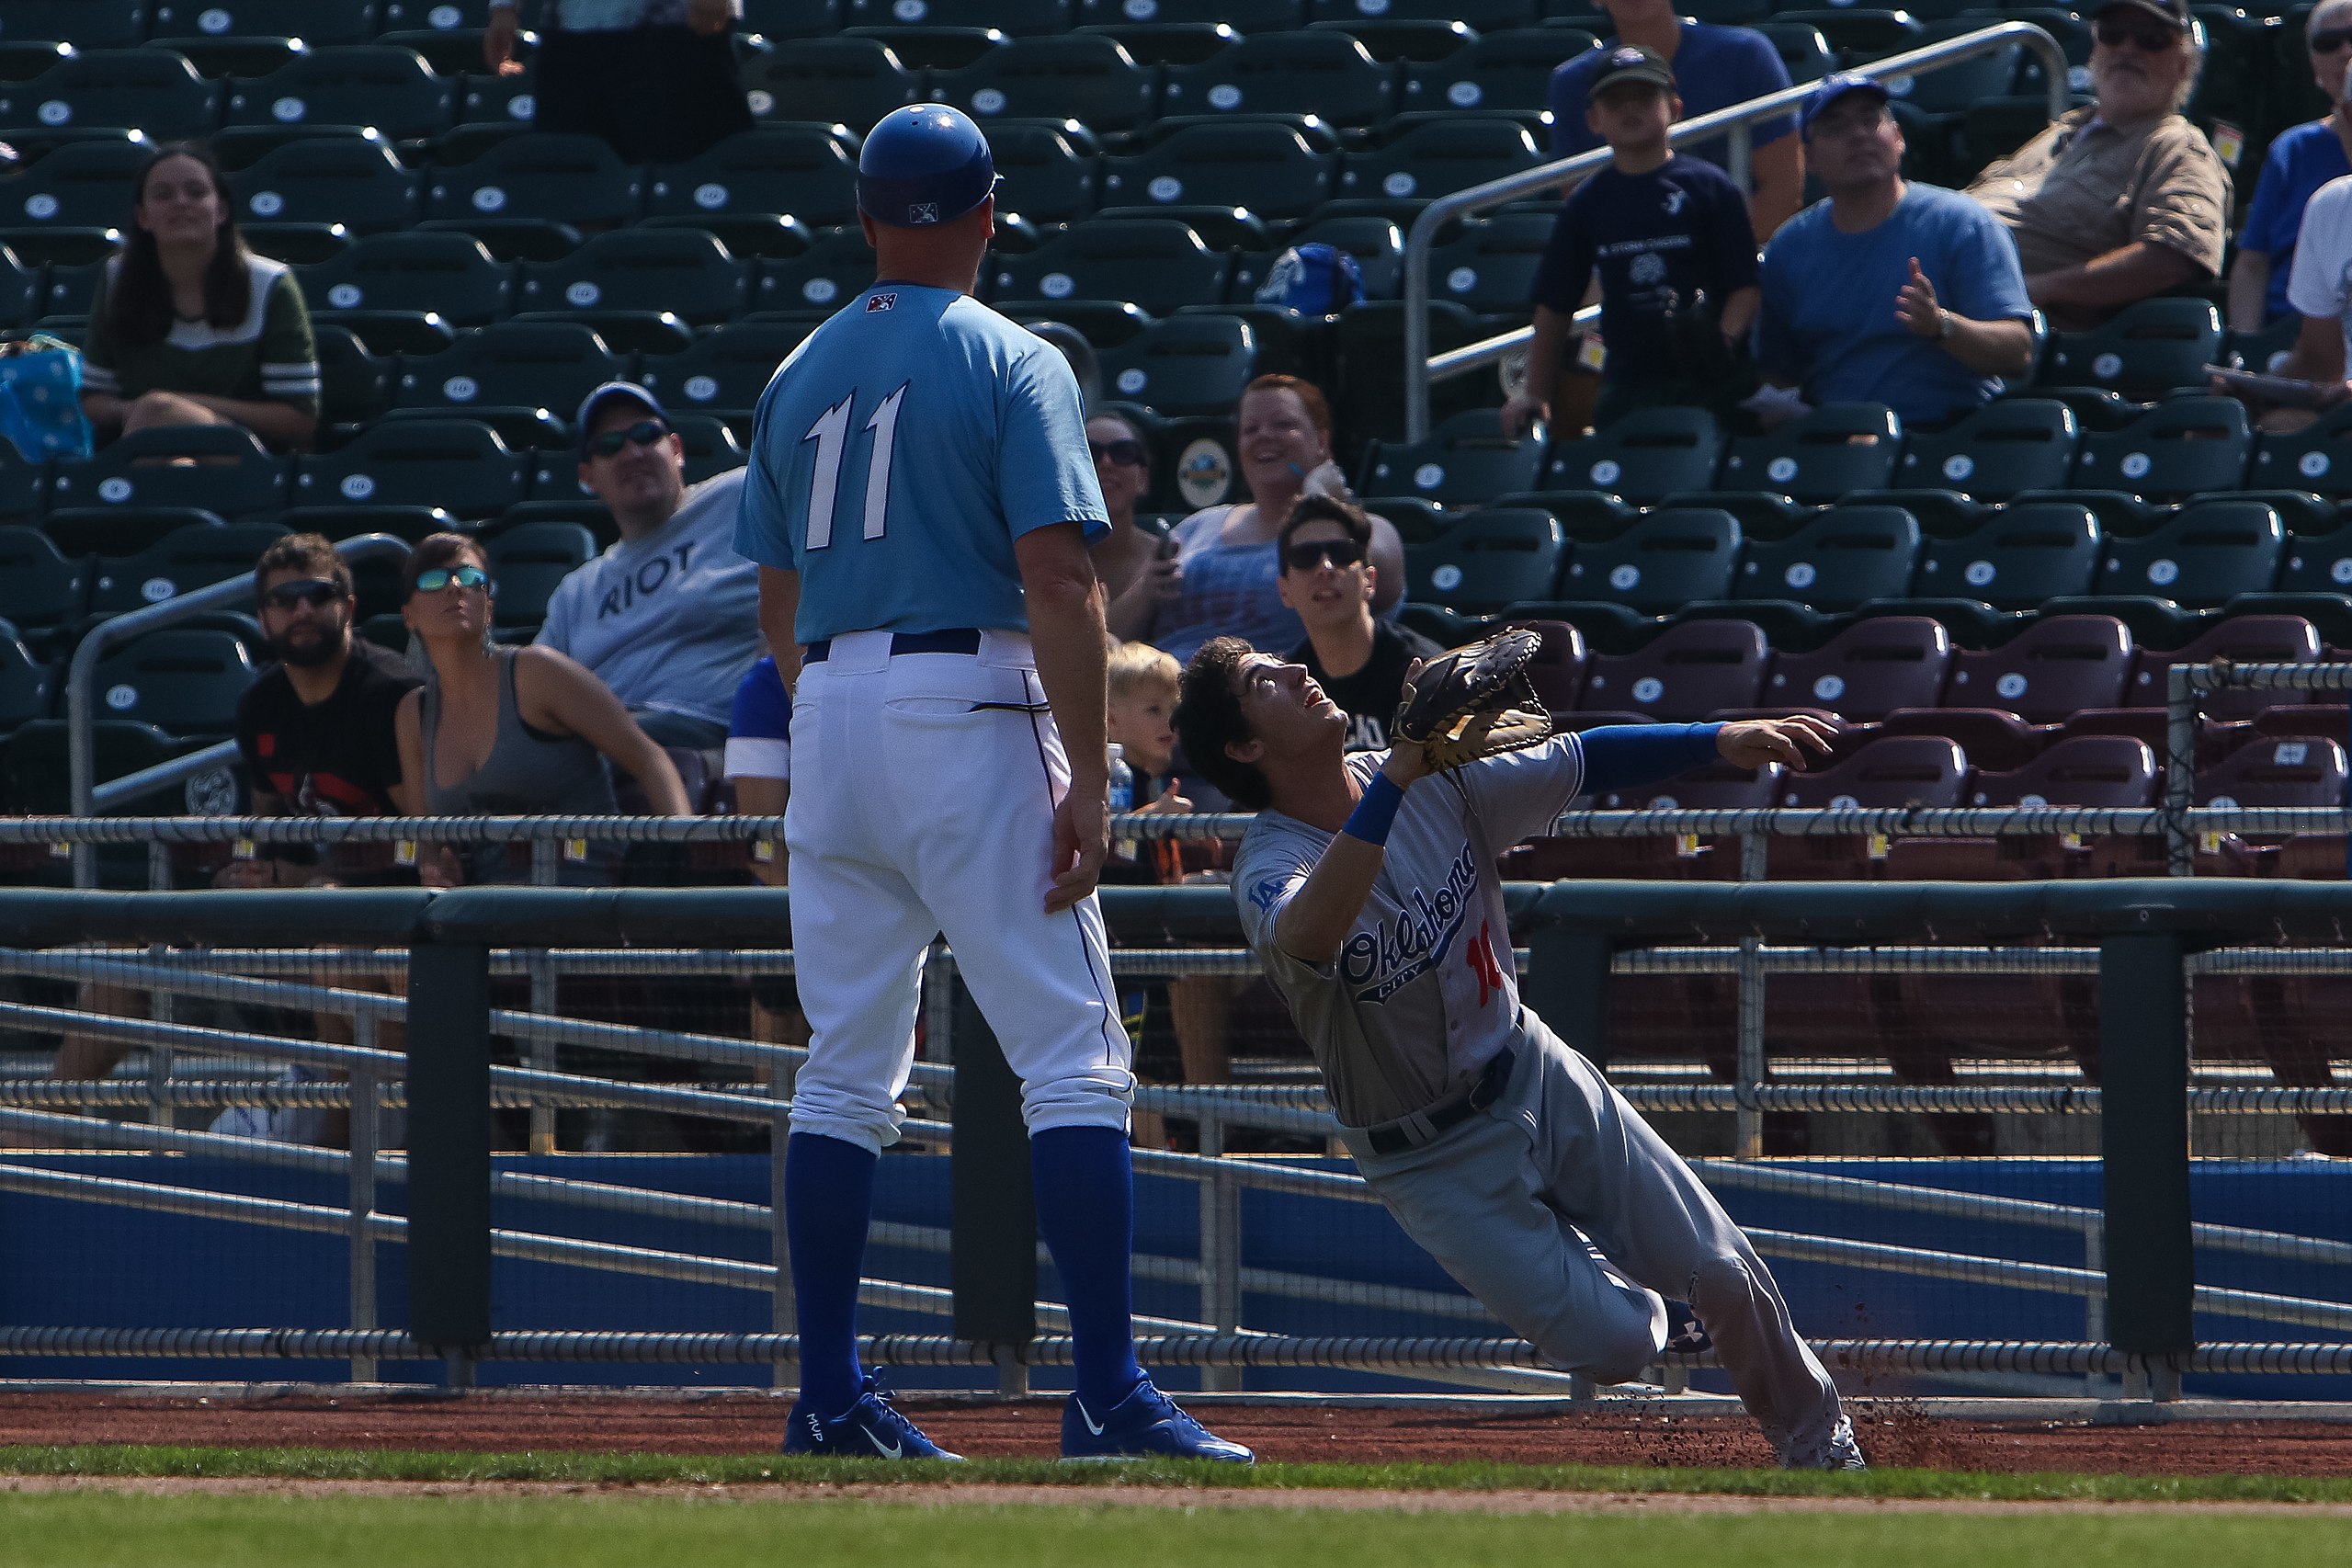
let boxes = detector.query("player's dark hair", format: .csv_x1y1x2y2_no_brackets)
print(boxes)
111,142,254,348
1277,494,1371,561
1173,636,1274,812
403,531,489,597
253,532,352,601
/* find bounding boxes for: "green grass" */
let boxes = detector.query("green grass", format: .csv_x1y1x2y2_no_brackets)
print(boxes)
5,1443,2352,1506
0,1491,2349,1568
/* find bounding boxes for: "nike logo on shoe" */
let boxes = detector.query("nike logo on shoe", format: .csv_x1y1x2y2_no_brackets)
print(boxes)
1074,1397,1106,1437
866,1427,903,1460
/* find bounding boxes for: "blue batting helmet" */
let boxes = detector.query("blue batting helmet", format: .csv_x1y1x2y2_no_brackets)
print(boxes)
858,104,999,229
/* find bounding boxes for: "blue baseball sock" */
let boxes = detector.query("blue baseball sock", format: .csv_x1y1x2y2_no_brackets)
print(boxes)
1030,1125,1146,1412
785,1131,878,1417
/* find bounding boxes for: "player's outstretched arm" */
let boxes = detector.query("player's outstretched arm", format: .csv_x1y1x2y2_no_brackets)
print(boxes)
1017,521,1112,915
1273,739,1430,965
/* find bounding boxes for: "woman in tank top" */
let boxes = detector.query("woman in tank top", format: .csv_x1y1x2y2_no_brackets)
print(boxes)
391,532,691,884
1107,375,1408,664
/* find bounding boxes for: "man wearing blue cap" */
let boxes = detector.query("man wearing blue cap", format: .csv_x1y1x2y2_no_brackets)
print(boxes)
734,104,1252,1467
1751,74,2036,430
533,381,760,749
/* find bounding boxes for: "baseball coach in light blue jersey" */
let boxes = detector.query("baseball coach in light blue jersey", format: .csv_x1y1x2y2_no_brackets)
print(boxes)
734,103,1249,1467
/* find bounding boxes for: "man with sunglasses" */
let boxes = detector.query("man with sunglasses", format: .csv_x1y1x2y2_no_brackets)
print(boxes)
228,533,421,881
1277,496,1440,754
534,382,763,750
1965,0,2230,331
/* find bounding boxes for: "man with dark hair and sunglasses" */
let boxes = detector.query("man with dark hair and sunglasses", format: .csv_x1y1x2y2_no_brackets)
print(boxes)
1965,0,2230,331
534,382,764,749
1277,495,1441,754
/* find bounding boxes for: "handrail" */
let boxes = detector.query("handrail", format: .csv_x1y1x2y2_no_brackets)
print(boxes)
66,532,415,885
1402,20,2073,439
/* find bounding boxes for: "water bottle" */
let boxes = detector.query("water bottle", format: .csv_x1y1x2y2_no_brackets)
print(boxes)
1108,743,1137,861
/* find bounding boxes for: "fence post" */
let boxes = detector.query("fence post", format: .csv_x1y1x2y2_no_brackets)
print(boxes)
1521,926,1613,1071
949,967,1035,1394
348,1017,381,1386
406,936,493,1382
2096,934,2195,1370
1199,1110,1241,1392
2164,665,2198,876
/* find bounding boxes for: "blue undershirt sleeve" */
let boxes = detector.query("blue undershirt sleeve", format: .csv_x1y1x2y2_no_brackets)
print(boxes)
1577,722,1725,797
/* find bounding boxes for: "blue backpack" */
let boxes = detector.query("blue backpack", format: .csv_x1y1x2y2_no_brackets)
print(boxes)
1254,243,1364,316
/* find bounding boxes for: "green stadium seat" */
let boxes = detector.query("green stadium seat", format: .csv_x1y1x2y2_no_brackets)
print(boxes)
1339,118,1545,205
1101,119,1337,219
1773,6,1919,63
88,521,291,616
1074,0,1302,31
2096,497,2286,608
992,217,1224,317
0,49,222,140
1097,312,1257,416
299,230,515,326
0,137,147,237
157,0,379,44
2071,395,2251,500
51,426,288,521
743,0,844,37
1314,0,1536,28
2275,523,2352,596
2248,402,2352,496
1329,298,1483,449
1894,396,2078,502
1719,402,1903,505
1735,503,1922,612
644,125,858,232
0,1,147,49
223,46,454,143
1403,505,1565,612
486,518,595,629
1750,19,1833,85
451,60,538,131
982,119,1103,226
392,320,628,430
1,717,214,816
1887,19,2022,114
426,131,644,236
847,0,1069,31
0,618,51,732
293,415,526,520
519,227,749,327
0,526,88,631
836,24,1005,72
1396,26,1597,118
1424,210,1553,320
87,628,256,736
1161,30,1391,127
1559,506,1741,614
936,33,1158,133
231,135,422,232
1912,500,2102,611
742,37,921,134
1541,405,1725,502
43,505,224,558
753,227,878,315
638,318,819,418
314,322,394,427
2040,296,2224,405
1358,408,1545,506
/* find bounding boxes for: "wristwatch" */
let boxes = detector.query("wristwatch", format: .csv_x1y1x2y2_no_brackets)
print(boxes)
1937,308,1955,340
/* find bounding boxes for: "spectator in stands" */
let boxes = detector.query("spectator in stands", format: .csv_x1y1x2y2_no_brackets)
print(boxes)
1278,496,1442,755
1108,642,1193,824
1753,75,2036,429
2218,174,2352,429
1546,0,1804,239
1086,412,1161,606
1505,47,1761,437
393,533,690,883
485,0,755,166
535,383,761,750
80,142,319,451
1965,0,2231,332
1108,376,1406,665
2228,0,2352,335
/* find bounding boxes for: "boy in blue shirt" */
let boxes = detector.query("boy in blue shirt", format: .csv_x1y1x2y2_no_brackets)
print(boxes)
1505,46,1761,437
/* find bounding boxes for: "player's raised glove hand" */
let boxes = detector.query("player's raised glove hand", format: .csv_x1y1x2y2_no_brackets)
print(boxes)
1716,714,1837,771
1390,631,1553,773
1381,657,1435,786
1047,780,1110,914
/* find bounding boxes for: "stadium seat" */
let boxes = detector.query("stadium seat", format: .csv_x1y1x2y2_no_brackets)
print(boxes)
1098,312,1256,417
1396,26,1598,117
313,321,393,430
486,519,596,629
1718,402,1903,505
2120,612,2320,720
1558,506,1741,614
971,120,1104,228
991,218,1225,318
1231,212,1401,302
1970,734,2157,807
44,505,223,558
162,0,380,43
1162,31,1392,128
230,136,423,233
1876,707,2055,772
519,227,749,330
1944,613,2134,723
222,46,454,142
0,618,50,731
426,132,645,243
0,1,146,49
2040,296,2224,405
380,0,500,26
392,321,628,436
0,50,222,140
88,520,290,615
1403,506,1564,612
1540,405,1724,503
742,37,923,133
2274,522,2352,596
1423,210,1553,320
2096,497,2285,608
1578,757,1781,812
50,426,288,519
1101,120,1337,221
1358,409,1544,506
1579,617,1768,720
644,125,859,233
1733,503,1921,612
1758,615,1950,722
86,628,256,737
1892,397,2078,503
1339,119,1546,206
1327,299,1483,449
0,526,87,631
753,226,880,315
0,137,152,239
299,230,514,326
2248,403,2352,497
1509,616,1586,708
292,416,526,521
1883,732,2158,883
2198,733,2350,807
1751,19,1835,85
450,58,538,133
1778,733,1966,808
2071,396,2251,501
1074,0,1301,28
935,33,1158,132
638,318,818,418
847,0,1067,28
742,0,845,35
1911,500,2101,610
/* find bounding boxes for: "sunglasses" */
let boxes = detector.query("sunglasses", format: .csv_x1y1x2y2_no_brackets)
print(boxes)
2092,19,2178,50
1283,538,1365,572
585,418,670,459
262,578,343,611
1089,437,1146,468
2313,25,2352,51
413,563,491,594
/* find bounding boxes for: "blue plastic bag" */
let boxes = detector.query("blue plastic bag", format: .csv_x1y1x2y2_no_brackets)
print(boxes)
0,335,93,463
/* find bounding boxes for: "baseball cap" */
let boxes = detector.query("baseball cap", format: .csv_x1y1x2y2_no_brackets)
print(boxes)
1587,44,1675,100
574,381,665,459
2093,0,2191,29
1800,72,1891,138
858,103,1000,229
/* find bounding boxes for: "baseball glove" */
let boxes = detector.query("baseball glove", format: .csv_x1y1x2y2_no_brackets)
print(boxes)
1392,627,1554,772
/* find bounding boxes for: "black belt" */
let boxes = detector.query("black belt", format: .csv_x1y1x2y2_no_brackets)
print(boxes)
803,629,983,664
1364,1048,1517,1155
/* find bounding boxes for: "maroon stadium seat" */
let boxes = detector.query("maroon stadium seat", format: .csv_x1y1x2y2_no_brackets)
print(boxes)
1943,614,2133,723
1577,618,1768,721
2120,613,2320,721
1756,615,1950,723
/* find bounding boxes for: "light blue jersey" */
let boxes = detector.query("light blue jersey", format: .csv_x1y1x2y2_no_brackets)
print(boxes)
734,282,1109,644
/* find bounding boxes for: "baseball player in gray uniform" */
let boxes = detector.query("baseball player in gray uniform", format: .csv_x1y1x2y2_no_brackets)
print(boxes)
1171,635,1865,1469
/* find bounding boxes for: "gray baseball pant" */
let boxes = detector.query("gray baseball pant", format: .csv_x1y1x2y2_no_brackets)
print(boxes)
1342,1015,1848,1465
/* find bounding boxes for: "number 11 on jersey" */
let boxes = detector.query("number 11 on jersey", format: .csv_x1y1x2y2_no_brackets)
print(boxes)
801,381,907,550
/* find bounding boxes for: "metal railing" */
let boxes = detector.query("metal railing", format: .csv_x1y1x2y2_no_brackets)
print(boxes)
2167,660,2352,875
1401,20,2073,440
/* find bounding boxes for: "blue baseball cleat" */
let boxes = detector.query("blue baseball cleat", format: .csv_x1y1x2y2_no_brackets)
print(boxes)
1060,1378,1255,1464
783,1376,961,1460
